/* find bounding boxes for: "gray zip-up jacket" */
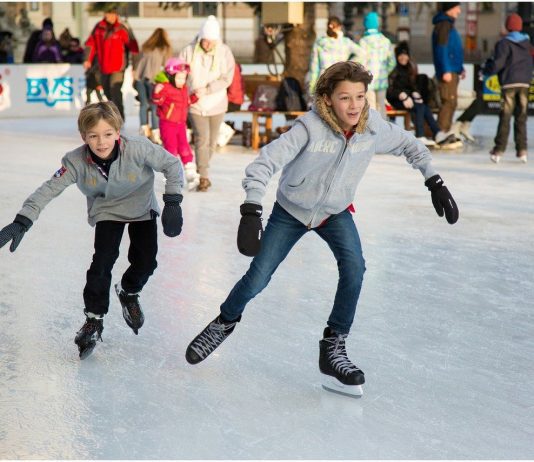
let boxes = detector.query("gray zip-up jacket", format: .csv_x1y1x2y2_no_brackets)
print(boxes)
18,135,183,226
243,101,438,228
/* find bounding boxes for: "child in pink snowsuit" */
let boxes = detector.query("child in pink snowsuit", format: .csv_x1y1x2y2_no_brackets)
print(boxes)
153,57,200,190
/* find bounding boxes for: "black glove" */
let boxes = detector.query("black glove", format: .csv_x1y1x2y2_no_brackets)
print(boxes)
237,203,263,257
425,175,459,224
0,214,33,252
161,194,183,237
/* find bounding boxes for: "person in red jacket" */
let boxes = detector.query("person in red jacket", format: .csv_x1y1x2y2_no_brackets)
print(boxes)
153,57,200,191
83,6,139,119
227,62,245,112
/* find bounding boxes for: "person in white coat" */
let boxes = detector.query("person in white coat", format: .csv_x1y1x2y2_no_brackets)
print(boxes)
179,15,235,191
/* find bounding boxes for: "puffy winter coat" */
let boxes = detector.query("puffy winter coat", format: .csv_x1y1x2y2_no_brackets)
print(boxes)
152,72,190,124
85,19,139,74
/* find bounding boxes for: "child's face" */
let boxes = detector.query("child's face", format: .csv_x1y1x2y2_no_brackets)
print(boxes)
397,53,410,66
81,119,120,159
174,71,187,88
325,81,367,131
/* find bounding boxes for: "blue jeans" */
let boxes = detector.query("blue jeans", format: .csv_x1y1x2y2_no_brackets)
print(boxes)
134,79,158,129
220,202,366,334
413,102,440,138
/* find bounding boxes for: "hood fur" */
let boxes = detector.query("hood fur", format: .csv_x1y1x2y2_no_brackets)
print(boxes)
314,95,370,135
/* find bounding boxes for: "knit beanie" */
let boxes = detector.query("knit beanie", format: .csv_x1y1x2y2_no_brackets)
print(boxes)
505,13,523,32
440,2,460,13
199,15,221,40
364,12,379,31
395,41,410,57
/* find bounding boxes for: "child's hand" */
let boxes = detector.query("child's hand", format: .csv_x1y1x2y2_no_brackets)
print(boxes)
190,94,199,104
411,91,423,104
399,92,414,109
0,214,33,252
161,194,183,237
424,175,459,224
237,203,263,256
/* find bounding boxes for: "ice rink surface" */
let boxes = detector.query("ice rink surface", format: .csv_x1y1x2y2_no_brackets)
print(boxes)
0,114,533,459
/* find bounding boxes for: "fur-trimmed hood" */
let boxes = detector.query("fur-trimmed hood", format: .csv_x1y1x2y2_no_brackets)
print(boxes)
313,95,370,135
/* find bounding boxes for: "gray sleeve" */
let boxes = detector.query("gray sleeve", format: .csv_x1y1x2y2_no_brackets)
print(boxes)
18,155,77,222
243,121,309,204
144,143,184,194
373,115,437,180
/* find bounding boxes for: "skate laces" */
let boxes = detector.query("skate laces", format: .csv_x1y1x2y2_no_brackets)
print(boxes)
325,334,360,376
191,318,236,358
121,292,142,318
81,318,103,338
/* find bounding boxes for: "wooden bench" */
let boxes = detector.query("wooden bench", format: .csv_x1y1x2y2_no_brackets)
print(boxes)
238,74,422,150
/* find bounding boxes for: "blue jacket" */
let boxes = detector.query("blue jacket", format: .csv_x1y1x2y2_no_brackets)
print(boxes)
432,12,464,78
242,101,437,228
483,32,533,88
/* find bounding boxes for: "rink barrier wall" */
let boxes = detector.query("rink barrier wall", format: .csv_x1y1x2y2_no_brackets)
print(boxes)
0,63,476,120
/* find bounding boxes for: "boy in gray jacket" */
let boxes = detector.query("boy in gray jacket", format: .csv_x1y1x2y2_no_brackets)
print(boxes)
0,102,184,359
185,62,459,397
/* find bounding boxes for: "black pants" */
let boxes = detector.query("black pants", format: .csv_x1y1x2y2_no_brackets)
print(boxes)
494,87,529,153
101,71,125,119
83,219,158,316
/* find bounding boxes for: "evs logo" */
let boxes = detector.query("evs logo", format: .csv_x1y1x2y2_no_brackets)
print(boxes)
26,77,74,106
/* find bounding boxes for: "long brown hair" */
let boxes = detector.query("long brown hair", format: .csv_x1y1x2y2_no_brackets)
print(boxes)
142,28,172,57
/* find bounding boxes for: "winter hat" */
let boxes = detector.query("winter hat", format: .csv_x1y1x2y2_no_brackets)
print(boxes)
42,17,53,29
440,2,460,13
505,13,523,32
199,15,221,40
364,12,379,31
165,57,190,75
395,41,410,57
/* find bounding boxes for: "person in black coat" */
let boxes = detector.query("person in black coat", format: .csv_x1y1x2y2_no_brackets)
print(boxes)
387,41,441,147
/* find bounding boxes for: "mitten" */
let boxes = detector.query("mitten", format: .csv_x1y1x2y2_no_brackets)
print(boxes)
161,194,183,237
425,175,459,224
237,203,263,257
0,214,33,252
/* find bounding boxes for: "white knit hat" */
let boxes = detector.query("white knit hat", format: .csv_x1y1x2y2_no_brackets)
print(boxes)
199,15,221,40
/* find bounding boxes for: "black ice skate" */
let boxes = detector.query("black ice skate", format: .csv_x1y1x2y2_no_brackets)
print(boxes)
319,327,365,397
74,316,104,360
185,314,241,364
115,283,144,335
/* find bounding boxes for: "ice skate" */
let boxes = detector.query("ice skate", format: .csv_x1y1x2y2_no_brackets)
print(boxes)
517,150,528,164
319,327,364,397
185,314,241,364
115,283,144,335
74,315,103,360
184,162,200,191
150,128,162,145
452,121,476,143
490,148,503,164
435,132,463,150
416,136,436,147
139,124,151,138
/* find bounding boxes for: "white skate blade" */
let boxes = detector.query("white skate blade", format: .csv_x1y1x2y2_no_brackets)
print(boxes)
321,375,363,398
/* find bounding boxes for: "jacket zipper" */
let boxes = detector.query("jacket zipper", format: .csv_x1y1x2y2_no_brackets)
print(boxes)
166,103,174,119
307,134,349,229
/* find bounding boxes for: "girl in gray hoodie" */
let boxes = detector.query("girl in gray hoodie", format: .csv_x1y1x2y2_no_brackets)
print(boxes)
184,61,459,397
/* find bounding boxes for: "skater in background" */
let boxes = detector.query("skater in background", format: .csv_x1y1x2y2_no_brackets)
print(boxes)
185,61,459,397
0,101,184,359
178,15,235,192
483,13,533,164
387,41,441,147
85,57,105,104
153,57,201,190
432,2,465,147
358,11,395,118
133,27,173,145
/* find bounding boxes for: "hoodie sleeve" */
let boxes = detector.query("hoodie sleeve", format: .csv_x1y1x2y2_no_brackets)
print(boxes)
243,121,310,205
373,113,437,180
486,39,508,75
307,41,321,94
143,142,184,195
18,155,78,222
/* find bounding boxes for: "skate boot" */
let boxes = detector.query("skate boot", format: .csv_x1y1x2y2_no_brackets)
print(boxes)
185,314,241,364
150,128,162,145
139,124,151,138
184,162,200,191
435,131,463,150
319,327,365,397
74,315,104,360
115,283,144,335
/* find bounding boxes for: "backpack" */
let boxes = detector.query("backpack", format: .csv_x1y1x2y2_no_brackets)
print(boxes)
248,84,278,112
276,77,307,111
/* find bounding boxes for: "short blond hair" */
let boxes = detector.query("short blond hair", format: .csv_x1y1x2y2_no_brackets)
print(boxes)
78,101,123,134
